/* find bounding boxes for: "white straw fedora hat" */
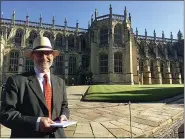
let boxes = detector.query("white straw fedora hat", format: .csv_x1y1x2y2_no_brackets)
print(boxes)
24,36,60,58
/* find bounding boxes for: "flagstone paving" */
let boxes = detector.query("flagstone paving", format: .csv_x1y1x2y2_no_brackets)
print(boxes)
0,85,184,138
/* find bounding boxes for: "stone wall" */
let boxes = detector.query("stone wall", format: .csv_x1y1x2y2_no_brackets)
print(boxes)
153,119,184,138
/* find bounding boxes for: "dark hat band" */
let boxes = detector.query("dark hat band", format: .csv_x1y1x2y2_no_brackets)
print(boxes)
33,46,53,51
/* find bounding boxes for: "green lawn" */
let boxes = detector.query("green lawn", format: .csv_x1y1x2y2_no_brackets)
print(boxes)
83,84,184,102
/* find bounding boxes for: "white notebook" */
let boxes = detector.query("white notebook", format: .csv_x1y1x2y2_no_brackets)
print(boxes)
50,120,77,127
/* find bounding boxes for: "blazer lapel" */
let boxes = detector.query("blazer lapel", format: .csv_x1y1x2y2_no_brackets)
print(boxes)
51,74,60,118
28,73,47,107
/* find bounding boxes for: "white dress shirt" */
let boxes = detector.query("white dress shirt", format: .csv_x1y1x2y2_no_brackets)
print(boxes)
34,67,51,131
34,67,51,92
34,67,67,131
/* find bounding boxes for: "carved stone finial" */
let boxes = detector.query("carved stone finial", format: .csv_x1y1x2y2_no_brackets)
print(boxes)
129,13,131,22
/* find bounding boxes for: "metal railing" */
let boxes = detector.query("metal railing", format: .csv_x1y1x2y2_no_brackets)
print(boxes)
135,35,178,43
0,18,88,33
112,14,124,21
95,14,124,21
96,14,110,21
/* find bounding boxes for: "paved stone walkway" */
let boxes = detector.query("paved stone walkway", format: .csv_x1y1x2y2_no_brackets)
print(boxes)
0,86,184,138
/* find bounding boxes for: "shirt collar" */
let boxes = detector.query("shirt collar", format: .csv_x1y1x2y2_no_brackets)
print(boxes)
34,66,51,80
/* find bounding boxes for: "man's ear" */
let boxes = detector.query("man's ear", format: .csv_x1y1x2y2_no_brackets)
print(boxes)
30,52,34,60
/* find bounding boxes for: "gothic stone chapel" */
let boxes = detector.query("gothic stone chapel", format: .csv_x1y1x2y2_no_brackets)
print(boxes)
0,5,184,85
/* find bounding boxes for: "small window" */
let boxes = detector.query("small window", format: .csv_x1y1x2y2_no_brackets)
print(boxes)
82,55,89,68
54,55,64,75
9,51,19,72
69,56,76,74
99,54,108,73
25,58,34,72
114,52,122,73
150,61,154,78
139,61,144,72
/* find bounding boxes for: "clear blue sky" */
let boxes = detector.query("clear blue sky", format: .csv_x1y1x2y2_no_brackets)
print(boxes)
1,1,184,39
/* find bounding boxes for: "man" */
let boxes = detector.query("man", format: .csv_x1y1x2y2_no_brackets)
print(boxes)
0,36,69,138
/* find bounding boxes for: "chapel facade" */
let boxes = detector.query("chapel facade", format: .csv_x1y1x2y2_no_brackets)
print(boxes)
0,5,184,85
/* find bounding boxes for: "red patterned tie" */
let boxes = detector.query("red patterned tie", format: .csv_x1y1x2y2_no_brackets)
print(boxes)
43,74,52,119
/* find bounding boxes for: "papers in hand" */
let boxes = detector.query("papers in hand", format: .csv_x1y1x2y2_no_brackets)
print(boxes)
50,120,77,128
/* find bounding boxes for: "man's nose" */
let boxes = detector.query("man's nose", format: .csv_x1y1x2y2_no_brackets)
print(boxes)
40,53,48,59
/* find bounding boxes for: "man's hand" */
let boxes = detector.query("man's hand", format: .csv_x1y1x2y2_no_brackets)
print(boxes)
59,115,68,122
39,117,56,132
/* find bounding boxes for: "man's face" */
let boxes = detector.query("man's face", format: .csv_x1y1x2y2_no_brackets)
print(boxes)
31,51,54,72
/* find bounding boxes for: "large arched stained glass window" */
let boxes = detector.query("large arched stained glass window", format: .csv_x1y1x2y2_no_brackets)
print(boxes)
43,32,52,41
15,29,23,47
114,24,122,45
100,26,108,45
81,38,86,52
55,33,63,49
28,30,37,48
160,62,165,78
68,35,74,49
